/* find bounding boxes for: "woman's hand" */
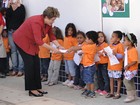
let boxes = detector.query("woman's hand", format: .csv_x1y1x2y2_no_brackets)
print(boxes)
52,48,61,54
57,45,64,50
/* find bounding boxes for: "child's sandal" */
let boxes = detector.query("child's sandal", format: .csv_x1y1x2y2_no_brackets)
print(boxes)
113,94,121,99
106,93,114,98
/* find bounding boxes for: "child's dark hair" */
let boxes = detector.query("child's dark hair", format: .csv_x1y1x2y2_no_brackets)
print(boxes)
76,30,86,38
125,33,137,47
65,23,77,37
53,26,63,40
97,31,107,44
113,30,123,40
86,31,98,43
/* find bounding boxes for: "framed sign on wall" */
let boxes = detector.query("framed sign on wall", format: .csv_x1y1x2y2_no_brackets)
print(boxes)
102,0,129,18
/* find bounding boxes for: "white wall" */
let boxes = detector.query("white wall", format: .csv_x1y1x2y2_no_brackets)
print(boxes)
103,0,140,62
22,0,140,61
22,0,102,33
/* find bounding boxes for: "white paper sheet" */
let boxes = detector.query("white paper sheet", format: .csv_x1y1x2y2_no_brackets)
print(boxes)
73,50,82,65
124,47,128,67
104,46,119,65
59,49,67,53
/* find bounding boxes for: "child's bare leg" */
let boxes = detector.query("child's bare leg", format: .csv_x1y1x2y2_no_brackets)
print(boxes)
68,74,72,80
71,76,75,81
110,78,114,94
117,78,122,95
90,83,94,92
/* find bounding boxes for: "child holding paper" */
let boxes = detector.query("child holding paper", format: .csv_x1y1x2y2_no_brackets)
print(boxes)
72,31,86,90
63,23,77,87
123,33,138,103
96,31,109,95
45,26,64,86
105,31,124,99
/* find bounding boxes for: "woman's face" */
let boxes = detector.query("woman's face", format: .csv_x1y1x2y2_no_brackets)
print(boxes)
44,17,56,26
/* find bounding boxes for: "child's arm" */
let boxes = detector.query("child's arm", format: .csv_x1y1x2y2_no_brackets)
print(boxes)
124,61,137,70
115,53,124,59
52,40,64,49
67,46,82,53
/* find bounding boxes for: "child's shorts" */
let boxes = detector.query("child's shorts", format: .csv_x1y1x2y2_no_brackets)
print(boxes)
108,70,122,79
82,65,96,84
64,60,76,76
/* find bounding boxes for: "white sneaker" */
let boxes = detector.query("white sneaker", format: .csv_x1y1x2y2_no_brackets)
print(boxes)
62,79,71,86
67,80,74,88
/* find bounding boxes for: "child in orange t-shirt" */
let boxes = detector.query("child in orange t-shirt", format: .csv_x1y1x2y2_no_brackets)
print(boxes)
123,33,138,103
96,31,109,95
39,34,50,82
62,23,77,87
72,31,86,90
105,31,124,99
45,26,64,86
2,29,11,75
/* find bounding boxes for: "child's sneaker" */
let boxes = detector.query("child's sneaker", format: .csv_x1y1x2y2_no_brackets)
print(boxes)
86,91,96,98
44,81,50,85
81,90,89,97
62,79,70,86
67,80,74,88
95,89,102,94
74,85,82,90
99,90,108,96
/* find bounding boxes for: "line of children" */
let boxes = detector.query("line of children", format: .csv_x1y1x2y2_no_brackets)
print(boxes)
45,26,64,86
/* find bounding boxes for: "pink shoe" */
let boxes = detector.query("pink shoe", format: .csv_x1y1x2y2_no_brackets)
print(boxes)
100,90,108,96
95,89,102,94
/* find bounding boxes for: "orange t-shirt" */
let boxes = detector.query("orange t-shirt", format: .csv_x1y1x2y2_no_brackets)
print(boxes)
79,42,86,64
127,47,138,71
64,36,77,60
2,37,10,53
108,43,124,71
51,39,64,61
39,34,50,58
97,42,108,64
81,43,97,67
